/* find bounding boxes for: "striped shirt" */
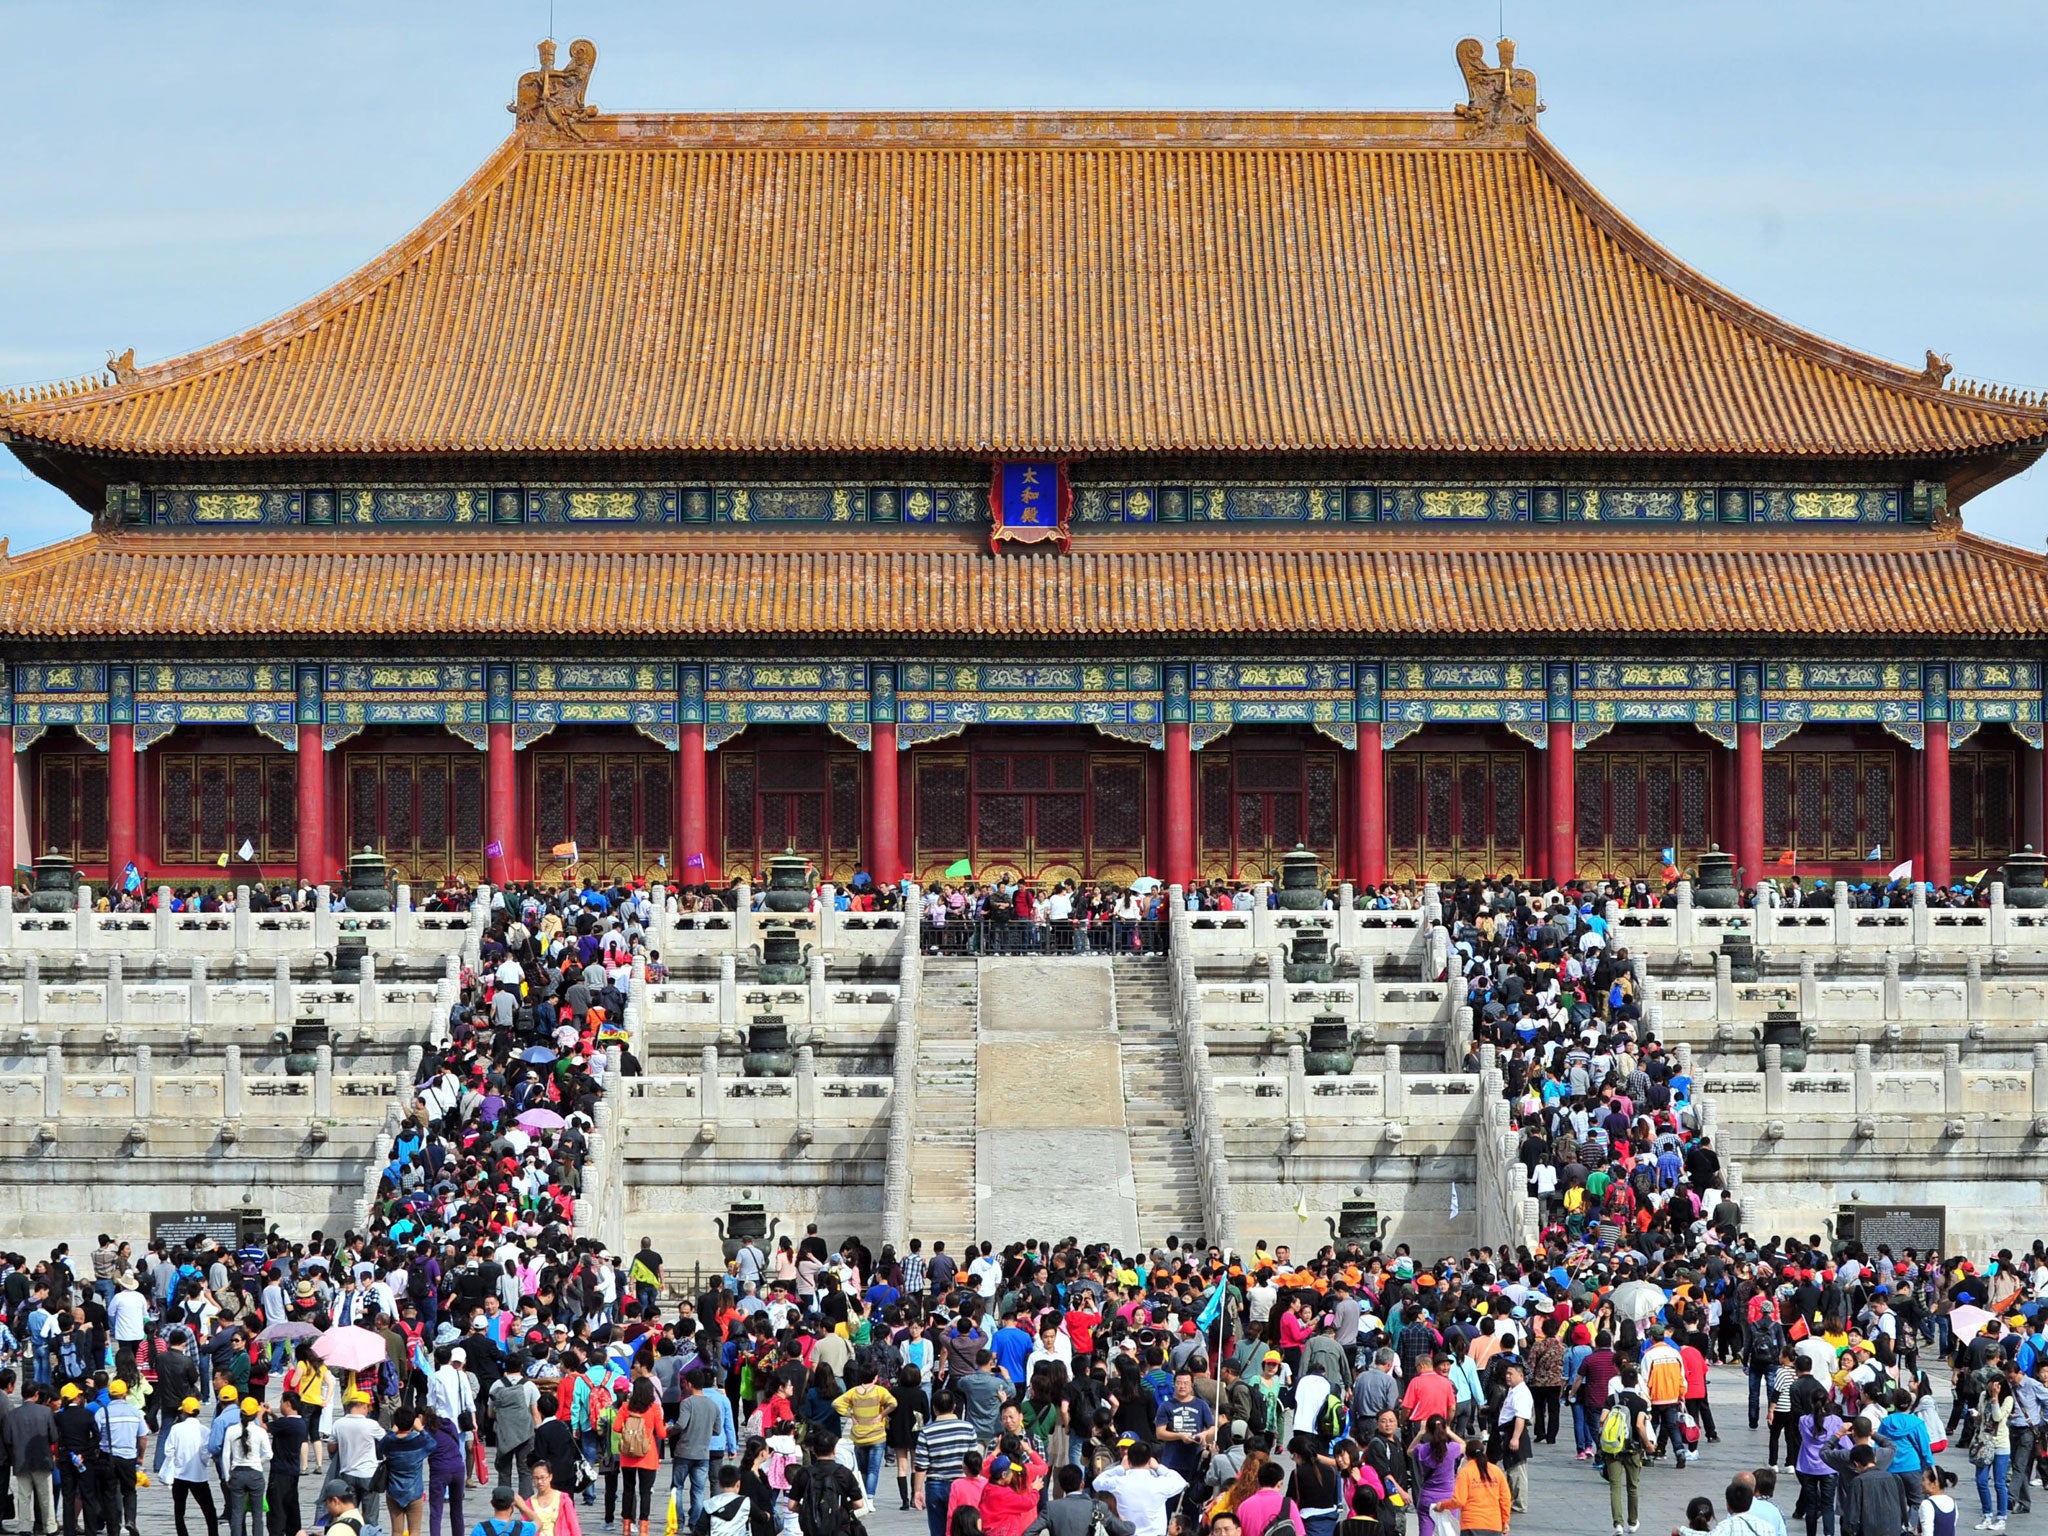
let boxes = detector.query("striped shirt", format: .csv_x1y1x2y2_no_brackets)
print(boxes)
913,1415,980,1479
902,1253,928,1295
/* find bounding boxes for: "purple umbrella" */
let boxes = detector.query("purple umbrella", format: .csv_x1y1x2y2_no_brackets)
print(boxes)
516,1107,566,1131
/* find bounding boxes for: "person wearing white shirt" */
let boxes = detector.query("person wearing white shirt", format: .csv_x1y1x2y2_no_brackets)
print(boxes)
968,1250,1002,1300
222,1404,274,1536
1092,1445,1187,1536
108,1276,150,1345
161,1401,218,1533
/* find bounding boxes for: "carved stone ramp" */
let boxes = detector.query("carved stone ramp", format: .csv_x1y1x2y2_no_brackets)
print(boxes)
974,957,1141,1251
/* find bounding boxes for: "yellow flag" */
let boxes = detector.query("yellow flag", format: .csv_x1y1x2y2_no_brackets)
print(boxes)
1292,1190,1309,1221
215,852,230,868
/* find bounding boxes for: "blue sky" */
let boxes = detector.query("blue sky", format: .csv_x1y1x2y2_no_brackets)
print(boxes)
2,0,2043,548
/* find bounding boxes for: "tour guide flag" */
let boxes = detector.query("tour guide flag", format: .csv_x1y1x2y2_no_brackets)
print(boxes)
989,460,1071,552
1887,858,1913,882
943,858,973,878
122,861,141,893
1195,1276,1226,1332
485,839,504,860
551,840,579,862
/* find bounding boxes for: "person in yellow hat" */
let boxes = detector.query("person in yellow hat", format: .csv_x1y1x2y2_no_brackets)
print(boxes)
160,1396,219,1536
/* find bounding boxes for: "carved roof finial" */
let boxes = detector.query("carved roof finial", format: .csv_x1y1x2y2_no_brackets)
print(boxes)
510,36,598,140
106,348,138,386
1454,36,1543,141
1920,349,1953,387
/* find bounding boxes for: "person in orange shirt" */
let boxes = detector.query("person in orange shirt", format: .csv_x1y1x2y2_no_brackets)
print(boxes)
1434,1441,1513,1535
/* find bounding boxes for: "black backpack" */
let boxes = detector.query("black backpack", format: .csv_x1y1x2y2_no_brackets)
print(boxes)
799,1466,863,1536
1746,1318,1784,1370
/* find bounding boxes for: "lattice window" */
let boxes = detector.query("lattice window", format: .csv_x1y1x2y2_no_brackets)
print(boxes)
642,759,673,850
1494,758,1524,851
1762,759,1792,851
571,761,602,847
1388,760,1421,853
606,762,636,847
77,760,108,856
1237,755,1299,791
385,763,415,850
1575,759,1604,848
1828,759,1859,851
793,794,823,852
1424,761,1454,851
44,760,74,852
267,763,296,857
1611,758,1641,848
417,761,449,852
1094,761,1144,850
1011,755,1050,791
231,761,264,856
762,753,826,791
975,756,1007,791
1037,793,1086,851
828,761,858,851
978,793,1025,849
163,759,195,858
1457,762,1488,851
722,758,755,851
1270,793,1301,847
198,761,230,854
1236,792,1264,849
1861,759,1892,857
1053,755,1085,790
1984,755,2014,851
349,764,380,852
918,763,969,851
1200,759,1233,851
1645,760,1675,847
453,761,485,851
1679,759,1710,849
1793,759,1824,854
1305,758,1338,849
537,759,570,848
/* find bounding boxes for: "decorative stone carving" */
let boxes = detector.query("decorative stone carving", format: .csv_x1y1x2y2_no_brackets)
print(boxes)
1920,350,1952,386
1454,37,1542,139
511,38,598,139
106,348,138,386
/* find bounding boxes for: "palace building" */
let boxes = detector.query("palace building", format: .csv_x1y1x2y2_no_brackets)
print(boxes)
1,38,2045,899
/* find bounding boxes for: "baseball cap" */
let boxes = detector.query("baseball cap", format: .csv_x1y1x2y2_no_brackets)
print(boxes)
1263,1350,1282,1363
108,1381,129,1398
321,1481,359,1504
180,1397,201,1413
60,1383,81,1400
242,1399,263,1417
219,1387,239,1405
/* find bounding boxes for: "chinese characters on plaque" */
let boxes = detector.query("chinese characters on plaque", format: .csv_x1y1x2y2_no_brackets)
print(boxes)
990,460,1070,552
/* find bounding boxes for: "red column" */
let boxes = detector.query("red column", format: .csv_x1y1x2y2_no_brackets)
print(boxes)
677,723,710,886
1924,722,1952,890
107,725,136,890
487,722,516,886
1163,722,1194,889
0,727,13,881
1354,725,1385,889
868,725,903,885
1545,723,1574,887
1736,721,1764,895
1901,741,1923,879
296,725,326,885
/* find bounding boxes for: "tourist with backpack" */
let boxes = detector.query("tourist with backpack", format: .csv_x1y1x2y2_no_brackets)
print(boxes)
614,1378,665,1536
491,1370,543,1499
788,1428,867,1536
468,1485,536,1536
1599,1360,1654,1536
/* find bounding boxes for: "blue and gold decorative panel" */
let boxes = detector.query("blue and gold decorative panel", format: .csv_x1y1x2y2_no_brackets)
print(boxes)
1572,661,1737,748
133,663,299,751
869,664,898,725
295,665,324,727
1188,661,1355,749
896,663,1163,748
322,663,487,750
705,662,871,750
1922,661,1950,724
1355,662,1383,725
1761,661,1922,748
511,662,677,748
1381,661,1548,749
13,663,111,751
1163,663,1192,725
1949,660,2043,748
677,664,706,726
1378,484,1530,522
1755,487,1901,524
150,489,301,526
528,488,678,524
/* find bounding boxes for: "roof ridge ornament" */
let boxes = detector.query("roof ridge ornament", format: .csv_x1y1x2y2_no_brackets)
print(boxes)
106,348,139,387
511,37,598,141
1454,36,1543,142
1920,350,1953,387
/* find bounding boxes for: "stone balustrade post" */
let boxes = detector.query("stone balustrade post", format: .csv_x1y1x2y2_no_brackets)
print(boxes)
21,954,38,1026
1833,878,1851,953
105,954,125,1025
314,885,335,953
153,886,172,952
1944,1042,1963,1115
1357,953,1377,1025
223,1043,243,1118
232,886,252,953
1266,947,1287,1025
1674,879,1694,948
358,953,378,1025
1883,951,1902,1020
43,1043,62,1117
1674,1041,1692,1077
808,948,828,1027
394,883,415,951
2033,1043,2048,1119
1445,974,1470,1067
396,1043,422,1108
1966,955,1985,1023
1763,1044,1785,1114
1645,1002,1665,1042
1854,1042,1874,1116
1992,881,2009,946
1338,882,1354,911
699,1042,721,1137
1714,951,1734,1021
717,953,737,1028
134,1043,153,1118
272,957,293,1027
1911,881,1930,952
795,1043,816,1135
1799,953,1818,1018
1376,1042,1402,1118
186,957,210,1027
1604,899,1622,944
314,1044,333,1118
1286,1043,1308,1123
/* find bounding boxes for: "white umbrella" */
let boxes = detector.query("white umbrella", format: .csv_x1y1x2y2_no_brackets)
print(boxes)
1608,1280,1667,1323
1947,1304,1996,1343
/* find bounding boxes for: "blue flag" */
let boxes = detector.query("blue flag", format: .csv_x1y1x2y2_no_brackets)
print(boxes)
122,861,141,894
1195,1278,1226,1333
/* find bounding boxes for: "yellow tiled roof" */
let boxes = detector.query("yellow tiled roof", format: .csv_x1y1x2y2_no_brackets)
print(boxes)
4,526,2044,639
2,109,2041,460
